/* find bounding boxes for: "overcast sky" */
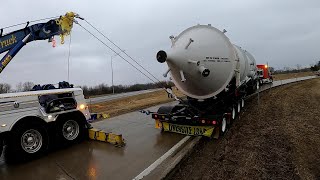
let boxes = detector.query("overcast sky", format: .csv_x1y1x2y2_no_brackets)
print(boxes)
0,0,319,88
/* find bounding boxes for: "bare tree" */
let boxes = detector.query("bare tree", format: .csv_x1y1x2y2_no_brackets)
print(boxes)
16,82,23,92
0,83,12,94
22,82,34,91
296,64,301,71
269,67,275,73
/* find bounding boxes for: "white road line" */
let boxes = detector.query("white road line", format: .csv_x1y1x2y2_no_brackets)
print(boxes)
133,136,191,180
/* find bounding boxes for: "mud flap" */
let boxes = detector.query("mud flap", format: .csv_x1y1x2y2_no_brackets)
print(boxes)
88,128,125,147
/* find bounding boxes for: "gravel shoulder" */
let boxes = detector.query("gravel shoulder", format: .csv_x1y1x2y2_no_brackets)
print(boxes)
170,78,320,180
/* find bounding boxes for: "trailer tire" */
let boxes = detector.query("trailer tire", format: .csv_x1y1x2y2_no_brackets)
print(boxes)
56,115,86,146
6,123,49,163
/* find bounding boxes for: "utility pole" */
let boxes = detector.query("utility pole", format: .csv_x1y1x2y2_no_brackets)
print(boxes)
110,50,125,94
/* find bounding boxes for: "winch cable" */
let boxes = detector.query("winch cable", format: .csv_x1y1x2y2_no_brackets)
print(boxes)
1,16,60,30
67,32,72,82
75,21,202,113
75,21,160,85
83,19,162,83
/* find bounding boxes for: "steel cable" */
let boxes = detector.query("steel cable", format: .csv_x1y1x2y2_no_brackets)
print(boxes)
75,21,160,85
1,16,60,30
83,19,163,83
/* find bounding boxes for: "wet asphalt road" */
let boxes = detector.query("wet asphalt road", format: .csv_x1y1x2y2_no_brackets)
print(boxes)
0,102,185,180
0,76,316,180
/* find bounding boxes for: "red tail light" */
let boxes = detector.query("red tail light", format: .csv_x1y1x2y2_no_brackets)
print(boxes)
212,121,217,125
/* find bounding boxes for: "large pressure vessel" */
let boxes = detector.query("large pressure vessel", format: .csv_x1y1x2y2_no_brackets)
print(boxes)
157,24,257,100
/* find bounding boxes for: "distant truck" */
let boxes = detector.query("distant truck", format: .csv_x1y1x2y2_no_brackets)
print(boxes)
315,70,320,76
257,64,273,85
0,88,90,162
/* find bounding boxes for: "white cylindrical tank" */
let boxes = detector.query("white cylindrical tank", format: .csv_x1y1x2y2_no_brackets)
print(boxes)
157,25,257,100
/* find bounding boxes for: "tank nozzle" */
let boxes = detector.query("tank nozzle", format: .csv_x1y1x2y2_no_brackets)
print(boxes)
156,50,167,63
199,66,210,77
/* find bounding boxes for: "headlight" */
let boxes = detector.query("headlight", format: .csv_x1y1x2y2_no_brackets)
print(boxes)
79,104,86,110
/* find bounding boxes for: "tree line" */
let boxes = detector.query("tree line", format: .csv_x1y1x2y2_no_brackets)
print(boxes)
0,81,173,96
80,81,173,98
0,82,34,94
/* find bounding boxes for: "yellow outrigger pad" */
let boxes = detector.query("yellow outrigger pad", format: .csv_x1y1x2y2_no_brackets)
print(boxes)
161,122,215,138
88,128,125,147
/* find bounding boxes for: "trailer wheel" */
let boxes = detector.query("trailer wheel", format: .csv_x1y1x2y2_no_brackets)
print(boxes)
6,123,49,162
241,99,245,108
56,115,86,146
220,117,227,136
231,106,236,120
237,101,241,113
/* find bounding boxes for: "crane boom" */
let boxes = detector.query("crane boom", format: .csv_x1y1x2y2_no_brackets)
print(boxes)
0,12,79,74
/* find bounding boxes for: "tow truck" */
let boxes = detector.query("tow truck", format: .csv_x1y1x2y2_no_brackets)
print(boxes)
0,12,124,162
257,64,273,85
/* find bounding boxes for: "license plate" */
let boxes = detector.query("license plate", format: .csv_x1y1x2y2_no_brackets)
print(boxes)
162,122,215,137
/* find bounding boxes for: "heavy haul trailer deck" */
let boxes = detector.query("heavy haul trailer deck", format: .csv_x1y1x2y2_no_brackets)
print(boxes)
151,94,245,138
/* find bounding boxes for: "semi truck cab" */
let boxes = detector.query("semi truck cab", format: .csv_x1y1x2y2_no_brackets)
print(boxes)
257,64,273,84
0,88,90,162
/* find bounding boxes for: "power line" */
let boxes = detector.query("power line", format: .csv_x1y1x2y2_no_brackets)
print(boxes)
83,19,163,83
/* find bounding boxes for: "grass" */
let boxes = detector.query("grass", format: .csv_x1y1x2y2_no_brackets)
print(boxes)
89,88,184,117
272,71,314,81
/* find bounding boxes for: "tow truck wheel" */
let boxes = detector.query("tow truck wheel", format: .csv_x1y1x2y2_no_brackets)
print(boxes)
6,123,48,162
57,115,86,146
220,117,227,136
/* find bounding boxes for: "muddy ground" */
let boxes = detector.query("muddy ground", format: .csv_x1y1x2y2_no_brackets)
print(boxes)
170,78,320,180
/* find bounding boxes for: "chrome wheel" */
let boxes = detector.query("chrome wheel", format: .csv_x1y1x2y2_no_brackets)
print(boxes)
237,101,241,113
221,117,227,133
232,107,236,120
241,99,245,108
21,129,43,154
62,120,80,141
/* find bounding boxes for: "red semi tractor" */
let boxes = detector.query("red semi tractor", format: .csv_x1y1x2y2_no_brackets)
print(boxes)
257,64,273,85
